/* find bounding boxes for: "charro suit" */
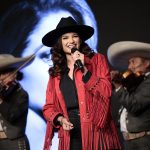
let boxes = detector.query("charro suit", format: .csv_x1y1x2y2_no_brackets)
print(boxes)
118,74,150,150
0,82,30,150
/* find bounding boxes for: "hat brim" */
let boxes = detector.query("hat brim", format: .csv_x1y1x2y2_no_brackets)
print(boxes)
0,54,35,72
42,25,94,47
107,41,150,70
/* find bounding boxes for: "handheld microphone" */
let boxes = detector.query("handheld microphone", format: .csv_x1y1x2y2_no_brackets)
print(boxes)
71,47,84,73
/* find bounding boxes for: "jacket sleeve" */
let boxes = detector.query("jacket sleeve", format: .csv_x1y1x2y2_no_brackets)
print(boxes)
85,54,112,98
118,78,150,116
85,54,112,128
42,78,62,128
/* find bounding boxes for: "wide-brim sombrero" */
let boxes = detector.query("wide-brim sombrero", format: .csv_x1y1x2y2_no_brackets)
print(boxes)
107,41,150,70
0,54,35,72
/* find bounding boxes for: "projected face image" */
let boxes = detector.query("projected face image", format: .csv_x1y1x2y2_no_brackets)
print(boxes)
21,11,98,111
0,1,98,150
21,11,98,150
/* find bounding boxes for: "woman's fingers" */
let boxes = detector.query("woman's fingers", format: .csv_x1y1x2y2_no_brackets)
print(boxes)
71,51,84,65
61,118,74,131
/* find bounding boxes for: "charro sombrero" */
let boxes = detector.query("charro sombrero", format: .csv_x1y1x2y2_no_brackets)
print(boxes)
107,41,150,70
42,16,94,47
0,54,35,72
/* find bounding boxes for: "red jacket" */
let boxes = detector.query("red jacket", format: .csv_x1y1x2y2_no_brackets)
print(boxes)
43,53,121,150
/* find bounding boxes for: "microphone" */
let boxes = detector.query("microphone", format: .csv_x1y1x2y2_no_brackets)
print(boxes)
71,47,84,73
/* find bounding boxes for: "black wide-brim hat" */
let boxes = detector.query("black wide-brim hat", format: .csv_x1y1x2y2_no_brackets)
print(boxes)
42,16,94,47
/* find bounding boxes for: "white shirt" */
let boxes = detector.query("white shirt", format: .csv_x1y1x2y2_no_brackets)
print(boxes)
120,108,128,132
0,122,3,131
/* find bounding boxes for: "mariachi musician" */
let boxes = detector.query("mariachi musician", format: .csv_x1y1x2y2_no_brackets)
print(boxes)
107,41,150,150
0,54,34,150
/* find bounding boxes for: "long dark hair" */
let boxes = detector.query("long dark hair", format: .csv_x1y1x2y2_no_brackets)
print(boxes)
49,38,95,77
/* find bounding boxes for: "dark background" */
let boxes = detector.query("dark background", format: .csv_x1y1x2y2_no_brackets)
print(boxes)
87,1,150,54
1,0,150,54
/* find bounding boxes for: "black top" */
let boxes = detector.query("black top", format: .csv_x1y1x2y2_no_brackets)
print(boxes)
53,68,91,125
60,70,78,110
60,68,91,110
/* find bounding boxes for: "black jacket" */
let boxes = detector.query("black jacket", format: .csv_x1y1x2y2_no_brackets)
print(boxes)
0,82,29,139
118,74,150,133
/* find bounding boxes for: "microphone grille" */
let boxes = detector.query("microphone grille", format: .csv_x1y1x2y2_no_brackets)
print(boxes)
71,47,78,53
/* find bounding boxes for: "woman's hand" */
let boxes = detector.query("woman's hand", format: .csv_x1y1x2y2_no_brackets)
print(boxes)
71,51,84,65
57,116,74,131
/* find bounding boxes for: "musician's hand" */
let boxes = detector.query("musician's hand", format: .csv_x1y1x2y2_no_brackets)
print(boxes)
110,70,122,89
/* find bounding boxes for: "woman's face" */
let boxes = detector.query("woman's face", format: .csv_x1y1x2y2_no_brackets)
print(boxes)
61,32,81,53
